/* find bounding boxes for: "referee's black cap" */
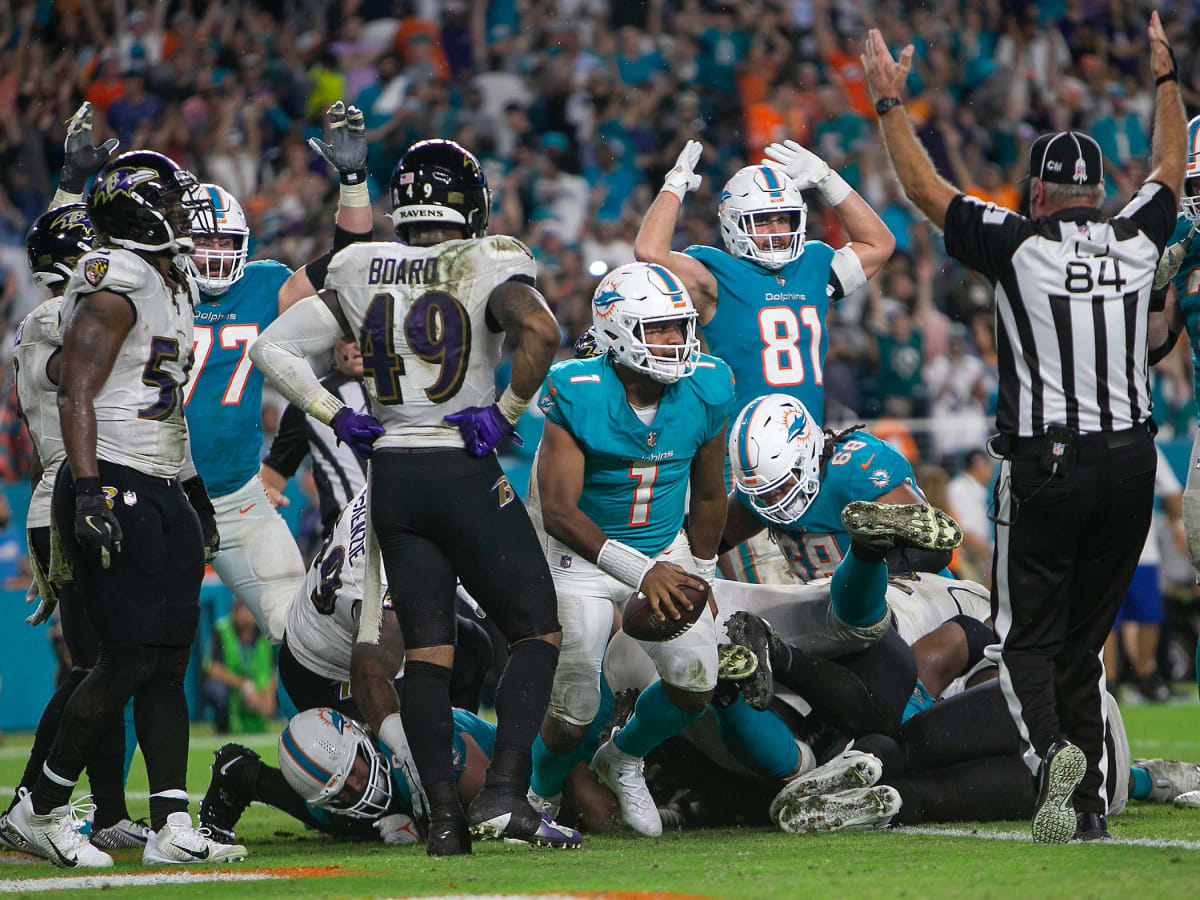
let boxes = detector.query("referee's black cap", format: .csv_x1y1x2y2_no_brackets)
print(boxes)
1028,131,1104,186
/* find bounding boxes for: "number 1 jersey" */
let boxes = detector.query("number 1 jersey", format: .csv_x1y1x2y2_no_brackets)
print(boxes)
325,236,537,449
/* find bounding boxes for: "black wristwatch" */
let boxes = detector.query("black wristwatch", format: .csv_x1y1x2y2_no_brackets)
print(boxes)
875,96,904,116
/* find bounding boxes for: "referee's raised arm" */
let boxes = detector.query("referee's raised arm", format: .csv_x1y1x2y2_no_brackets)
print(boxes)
1145,11,1186,200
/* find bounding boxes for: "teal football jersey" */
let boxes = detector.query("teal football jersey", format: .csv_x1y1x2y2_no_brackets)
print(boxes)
684,242,838,424
739,431,915,580
539,353,736,557
1167,215,1200,409
185,260,291,497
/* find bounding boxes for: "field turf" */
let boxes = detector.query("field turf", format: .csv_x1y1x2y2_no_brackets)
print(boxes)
1,700,1199,898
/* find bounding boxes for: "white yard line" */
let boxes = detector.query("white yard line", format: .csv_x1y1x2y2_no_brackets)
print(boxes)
897,825,1200,850
0,871,282,892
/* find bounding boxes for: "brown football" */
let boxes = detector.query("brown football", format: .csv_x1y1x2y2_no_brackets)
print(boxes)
622,582,711,642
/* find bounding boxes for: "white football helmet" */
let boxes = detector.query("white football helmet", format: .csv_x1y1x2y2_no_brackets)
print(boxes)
278,708,392,819
591,262,700,383
719,165,808,270
1183,114,1200,225
187,183,250,294
728,394,825,525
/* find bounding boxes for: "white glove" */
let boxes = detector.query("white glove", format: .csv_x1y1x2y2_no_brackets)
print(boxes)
1154,230,1194,291
661,140,703,200
378,714,429,821
25,583,56,627
763,139,852,206
374,812,421,844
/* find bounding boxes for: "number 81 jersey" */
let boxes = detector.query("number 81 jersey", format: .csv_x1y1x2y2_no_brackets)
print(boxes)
62,248,195,478
325,236,537,449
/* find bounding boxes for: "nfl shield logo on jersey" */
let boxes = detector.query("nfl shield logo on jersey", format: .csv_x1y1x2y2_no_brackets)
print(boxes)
123,490,138,507
84,258,109,286
646,431,659,448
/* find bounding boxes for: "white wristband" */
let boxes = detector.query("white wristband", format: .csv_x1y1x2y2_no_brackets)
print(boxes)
496,385,530,425
339,181,371,208
692,554,718,583
819,172,853,206
50,188,84,210
596,539,655,591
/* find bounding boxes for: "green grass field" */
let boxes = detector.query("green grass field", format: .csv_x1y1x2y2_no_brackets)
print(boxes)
3,701,1200,898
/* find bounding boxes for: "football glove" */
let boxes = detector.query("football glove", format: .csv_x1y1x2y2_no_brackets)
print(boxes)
443,404,523,457
763,139,852,205
74,478,122,570
331,407,385,458
1154,229,1194,291
182,475,221,564
307,101,368,185
374,812,422,845
61,102,119,195
24,582,56,627
661,140,703,200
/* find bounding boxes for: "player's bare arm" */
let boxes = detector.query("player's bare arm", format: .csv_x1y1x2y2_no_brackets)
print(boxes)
487,278,560,399
58,291,134,480
349,611,406,734
861,30,959,230
1146,11,1186,196
721,489,768,550
687,426,728,564
259,462,290,508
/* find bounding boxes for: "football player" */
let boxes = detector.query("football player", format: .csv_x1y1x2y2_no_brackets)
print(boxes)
723,394,954,582
635,140,895,584
181,102,376,644
527,263,733,838
250,138,576,855
6,151,244,868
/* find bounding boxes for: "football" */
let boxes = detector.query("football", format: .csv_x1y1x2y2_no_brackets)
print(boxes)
622,582,711,642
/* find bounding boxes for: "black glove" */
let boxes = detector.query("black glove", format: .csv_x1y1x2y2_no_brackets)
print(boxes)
74,477,122,569
307,100,367,185
60,102,119,195
183,475,221,564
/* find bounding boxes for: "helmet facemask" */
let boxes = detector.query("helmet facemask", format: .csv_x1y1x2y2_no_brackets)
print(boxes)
1183,173,1200,226
278,710,393,820
719,165,808,271
592,263,701,384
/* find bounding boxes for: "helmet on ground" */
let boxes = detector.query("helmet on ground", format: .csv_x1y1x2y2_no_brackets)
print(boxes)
278,708,392,819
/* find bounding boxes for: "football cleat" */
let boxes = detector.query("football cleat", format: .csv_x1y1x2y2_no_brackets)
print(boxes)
775,785,900,834
199,743,260,843
527,788,562,821
0,788,44,859
1135,758,1200,803
1074,811,1110,841
1032,740,1087,844
840,501,963,553
142,812,247,865
91,817,151,849
716,643,758,681
769,750,883,824
426,808,472,857
466,788,581,849
590,727,662,837
723,611,777,711
6,793,112,868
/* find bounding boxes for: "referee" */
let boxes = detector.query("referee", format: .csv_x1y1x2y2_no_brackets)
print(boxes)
863,12,1184,843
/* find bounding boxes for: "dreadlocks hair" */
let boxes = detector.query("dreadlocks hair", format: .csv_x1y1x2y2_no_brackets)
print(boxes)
820,424,866,467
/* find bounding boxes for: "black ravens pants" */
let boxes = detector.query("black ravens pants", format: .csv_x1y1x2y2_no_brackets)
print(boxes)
990,424,1155,814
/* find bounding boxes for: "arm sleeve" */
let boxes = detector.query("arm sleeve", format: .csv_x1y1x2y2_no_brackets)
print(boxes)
247,296,345,425
942,194,1031,282
1114,181,1179,255
828,245,867,300
263,404,310,477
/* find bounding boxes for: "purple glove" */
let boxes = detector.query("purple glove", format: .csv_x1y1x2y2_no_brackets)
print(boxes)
331,407,385,457
444,404,524,457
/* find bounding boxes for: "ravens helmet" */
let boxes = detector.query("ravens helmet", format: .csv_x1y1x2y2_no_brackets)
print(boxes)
390,139,489,241
27,204,97,289
88,150,213,255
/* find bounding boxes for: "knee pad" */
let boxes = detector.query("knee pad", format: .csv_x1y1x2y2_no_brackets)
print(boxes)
948,615,995,671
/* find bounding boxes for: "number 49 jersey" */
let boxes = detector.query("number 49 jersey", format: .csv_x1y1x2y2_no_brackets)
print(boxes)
325,236,536,450
62,248,196,478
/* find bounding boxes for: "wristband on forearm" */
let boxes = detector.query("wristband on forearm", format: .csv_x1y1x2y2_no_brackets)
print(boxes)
692,554,718,583
495,385,530,425
339,180,370,207
50,188,84,210
596,539,655,590
818,172,853,206
75,476,102,497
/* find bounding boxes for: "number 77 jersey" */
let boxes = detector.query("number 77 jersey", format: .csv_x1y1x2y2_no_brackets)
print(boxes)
325,236,537,449
684,241,841,427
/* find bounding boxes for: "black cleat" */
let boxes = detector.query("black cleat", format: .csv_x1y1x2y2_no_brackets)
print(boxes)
199,744,260,844
1074,811,1110,841
426,809,472,856
466,788,581,849
1032,740,1087,844
723,612,776,711
841,501,963,553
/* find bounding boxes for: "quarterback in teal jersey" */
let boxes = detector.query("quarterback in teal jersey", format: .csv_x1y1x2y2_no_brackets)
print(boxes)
722,394,952,582
634,139,894,584
530,262,734,837
182,102,375,643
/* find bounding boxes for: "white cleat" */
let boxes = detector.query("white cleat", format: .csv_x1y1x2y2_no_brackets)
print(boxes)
6,793,112,868
1135,758,1200,804
590,728,662,837
775,785,901,835
527,788,561,821
1174,790,1200,809
142,812,247,865
769,749,883,824
91,817,152,850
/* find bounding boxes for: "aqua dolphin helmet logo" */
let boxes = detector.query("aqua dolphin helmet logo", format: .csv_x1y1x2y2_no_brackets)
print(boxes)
785,406,809,442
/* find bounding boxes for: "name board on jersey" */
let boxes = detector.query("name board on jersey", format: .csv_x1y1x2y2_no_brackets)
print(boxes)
346,491,370,566
367,256,439,286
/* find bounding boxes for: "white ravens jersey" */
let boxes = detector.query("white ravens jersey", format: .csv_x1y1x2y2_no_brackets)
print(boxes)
13,298,65,529
62,248,196,478
324,236,537,449
286,486,385,682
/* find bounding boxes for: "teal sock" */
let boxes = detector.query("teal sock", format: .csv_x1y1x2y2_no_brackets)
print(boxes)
613,680,701,758
712,696,798,779
903,680,936,723
530,733,585,798
1130,765,1154,800
830,546,889,627
122,699,136,784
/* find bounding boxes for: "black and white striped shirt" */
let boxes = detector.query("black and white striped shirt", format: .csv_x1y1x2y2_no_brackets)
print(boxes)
943,183,1176,437
263,372,369,536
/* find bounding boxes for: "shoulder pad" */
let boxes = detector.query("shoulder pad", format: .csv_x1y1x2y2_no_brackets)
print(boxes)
682,244,723,264
479,235,538,279
687,354,736,405
17,297,64,348
73,248,152,295
245,258,294,280
540,358,603,417
325,242,381,286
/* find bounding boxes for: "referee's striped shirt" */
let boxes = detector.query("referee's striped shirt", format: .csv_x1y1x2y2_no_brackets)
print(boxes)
943,182,1176,437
